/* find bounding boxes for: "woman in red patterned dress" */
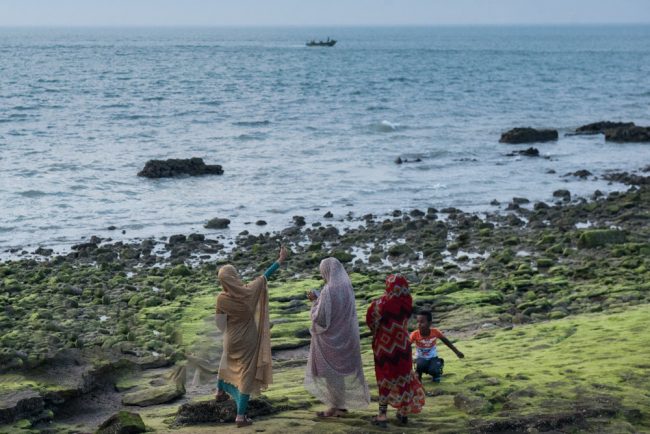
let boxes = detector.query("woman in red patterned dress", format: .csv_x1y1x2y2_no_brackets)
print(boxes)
366,274,425,427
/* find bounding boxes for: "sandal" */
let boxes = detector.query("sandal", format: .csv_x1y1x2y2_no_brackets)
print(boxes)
397,414,408,425
236,416,253,428
316,409,346,418
370,416,388,428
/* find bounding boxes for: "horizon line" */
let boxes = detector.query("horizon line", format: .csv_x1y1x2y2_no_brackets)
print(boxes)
1,22,650,28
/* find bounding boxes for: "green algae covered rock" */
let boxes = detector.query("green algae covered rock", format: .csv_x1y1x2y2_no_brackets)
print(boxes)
577,229,626,248
96,410,145,434
122,383,184,407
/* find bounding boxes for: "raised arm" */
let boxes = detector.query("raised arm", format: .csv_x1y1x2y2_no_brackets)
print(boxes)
263,245,288,279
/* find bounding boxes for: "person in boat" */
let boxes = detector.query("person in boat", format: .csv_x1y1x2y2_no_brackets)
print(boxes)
366,274,425,428
214,246,288,428
304,257,370,417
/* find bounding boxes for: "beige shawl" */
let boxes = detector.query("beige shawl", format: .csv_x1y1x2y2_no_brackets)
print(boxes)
216,265,272,396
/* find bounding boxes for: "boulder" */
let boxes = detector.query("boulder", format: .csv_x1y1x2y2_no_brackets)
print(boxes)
500,128,558,144
553,189,571,201
575,121,635,135
96,411,146,434
137,158,223,178
603,172,650,186
174,397,275,425
0,389,44,425
577,229,626,248
605,125,650,143
122,383,184,407
204,218,230,229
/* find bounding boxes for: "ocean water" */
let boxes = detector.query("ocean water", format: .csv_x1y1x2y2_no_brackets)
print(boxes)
1,26,650,252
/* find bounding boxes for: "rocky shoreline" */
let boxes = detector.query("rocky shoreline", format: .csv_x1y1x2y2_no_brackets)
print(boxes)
1,166,650,433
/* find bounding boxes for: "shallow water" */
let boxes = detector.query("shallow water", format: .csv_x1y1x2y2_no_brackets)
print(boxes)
1,26,650,251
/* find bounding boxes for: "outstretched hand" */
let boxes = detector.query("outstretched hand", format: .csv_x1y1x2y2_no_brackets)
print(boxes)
278,245,288,264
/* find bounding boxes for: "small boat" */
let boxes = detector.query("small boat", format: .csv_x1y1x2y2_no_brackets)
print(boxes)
306,37,336,47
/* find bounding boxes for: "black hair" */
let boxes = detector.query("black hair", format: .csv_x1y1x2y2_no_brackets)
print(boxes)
417,310,432,322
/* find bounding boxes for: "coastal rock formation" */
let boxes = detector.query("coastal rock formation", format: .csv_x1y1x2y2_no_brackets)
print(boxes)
604,125,650,143
577,229,626,248
96,411,146,434
500,128,558,144
575,121,635,135
173,397,275,425
137,158,223,178
204,217,230,229
122,383,185,407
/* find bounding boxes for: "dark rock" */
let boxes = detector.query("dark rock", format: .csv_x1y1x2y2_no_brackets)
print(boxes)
575,121,635,135
490,199,500,206
410,209,425,217
506,147,540,157
605,125,650,142
323,211,333,218
107,225,117,231
500,128,558,144
97,411,146,434
168,234,186,245
255,220,267,226
34,247,53,256
553,189,571,201
546,169,556,174
187,233,205,242
592,190,604,199
72,242,98,251
603,172,650,186
0,389,44,425
565,170,592,179
534,201,550,210
204,218,230,229
174,396,276,425
395,156,403,164
293,216,306,227
137,157,223,178
512,197,530,205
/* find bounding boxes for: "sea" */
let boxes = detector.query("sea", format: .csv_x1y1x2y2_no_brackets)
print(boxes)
1,26,650,253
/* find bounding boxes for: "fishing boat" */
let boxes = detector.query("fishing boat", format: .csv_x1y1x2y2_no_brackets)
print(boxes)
306,37,336,47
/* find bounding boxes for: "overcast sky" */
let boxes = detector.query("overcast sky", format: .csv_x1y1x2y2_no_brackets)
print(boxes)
1,0,649,26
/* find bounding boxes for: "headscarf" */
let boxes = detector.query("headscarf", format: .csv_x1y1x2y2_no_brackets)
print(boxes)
216,265,272,395
368,274,412,334
304,257,371,408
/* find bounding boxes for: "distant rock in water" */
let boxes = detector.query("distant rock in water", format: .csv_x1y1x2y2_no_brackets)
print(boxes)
604,125,650,143
575,121,635,135
500,128,558,144
137,158,223,178
395,156,422,164
205,217,230,229
506,147,540,157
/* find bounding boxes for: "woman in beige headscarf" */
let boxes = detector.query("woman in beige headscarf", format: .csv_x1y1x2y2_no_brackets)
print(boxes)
304,257,370,417
215,246,287,428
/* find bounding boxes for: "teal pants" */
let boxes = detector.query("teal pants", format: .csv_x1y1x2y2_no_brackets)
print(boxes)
218,379,250,415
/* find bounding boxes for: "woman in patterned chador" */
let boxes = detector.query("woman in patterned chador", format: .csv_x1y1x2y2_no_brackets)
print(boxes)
366,274,425,427
304,257,370,417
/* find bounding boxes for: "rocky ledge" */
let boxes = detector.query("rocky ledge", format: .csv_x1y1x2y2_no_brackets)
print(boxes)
137,158,224,178
499,128,558,144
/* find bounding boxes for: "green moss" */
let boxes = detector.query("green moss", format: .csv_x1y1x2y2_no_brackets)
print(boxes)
578,229,627,248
